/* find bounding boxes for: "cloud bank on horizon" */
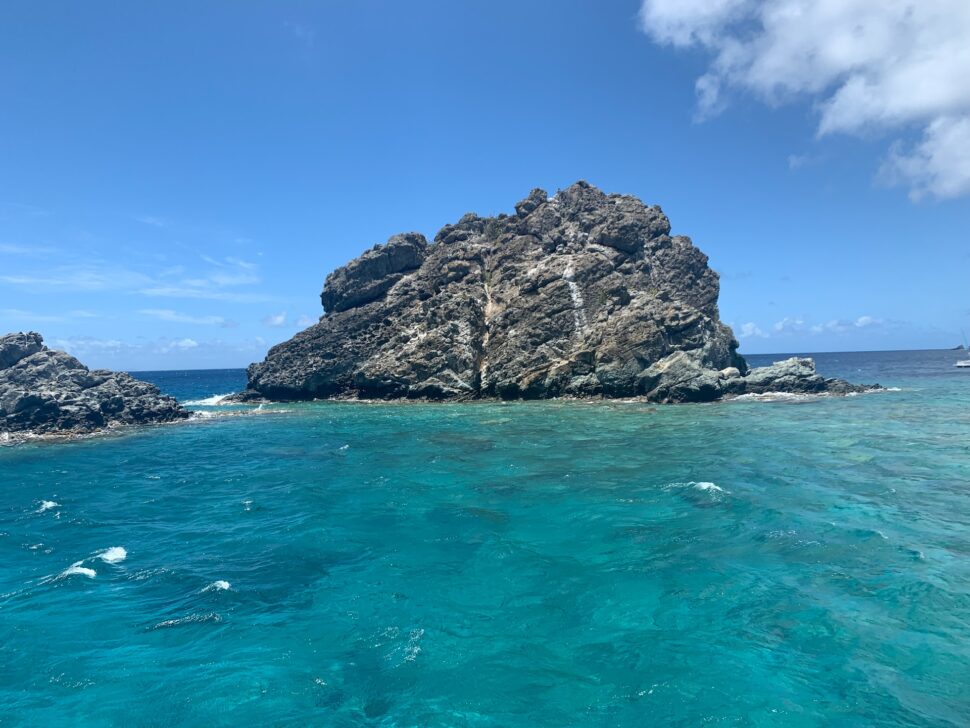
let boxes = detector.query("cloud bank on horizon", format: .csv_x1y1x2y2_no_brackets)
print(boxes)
639,0,970,200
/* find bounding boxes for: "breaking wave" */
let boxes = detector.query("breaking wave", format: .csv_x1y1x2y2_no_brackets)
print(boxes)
183,393,234,406
60,562,96,579
98,546,127,564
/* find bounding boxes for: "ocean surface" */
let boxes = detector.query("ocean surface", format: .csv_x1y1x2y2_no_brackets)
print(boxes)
2,350,969,726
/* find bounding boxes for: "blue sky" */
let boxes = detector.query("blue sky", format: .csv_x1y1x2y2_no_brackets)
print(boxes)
1,1,968,369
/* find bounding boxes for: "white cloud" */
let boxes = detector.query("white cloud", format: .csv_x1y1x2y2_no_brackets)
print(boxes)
0,266,152,291
639,0,970,199
139,256,268,302
772,316,804,333
739,321,766,338
138,308,234,327
742,315,884,337
0,255,275,305
139,286,273,303
158,338,199,353
52,336,126,354
879,116,970,200
807,315,883,334
262,312,287,327
787,154,813,171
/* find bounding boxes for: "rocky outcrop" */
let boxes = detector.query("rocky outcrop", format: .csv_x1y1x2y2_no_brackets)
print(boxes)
643,354,872,403
320,233,429,313
1,332,189,435
240,181,874,402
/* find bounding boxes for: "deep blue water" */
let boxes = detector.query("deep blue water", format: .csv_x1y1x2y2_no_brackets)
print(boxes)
2,351,969,726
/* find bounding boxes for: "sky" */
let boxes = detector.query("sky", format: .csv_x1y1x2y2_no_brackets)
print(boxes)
1,1,968,370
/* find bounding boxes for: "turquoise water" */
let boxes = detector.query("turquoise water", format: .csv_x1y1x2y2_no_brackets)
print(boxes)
2,351,969,726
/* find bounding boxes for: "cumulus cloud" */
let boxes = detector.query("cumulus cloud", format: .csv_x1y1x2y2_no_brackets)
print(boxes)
879,116,970,200
739,321,766,338
772,316,805,333
639,0,970,199
262,312,287,327
736,314,885,337
807,315,883,334
159,338,199,353
52,336,127,354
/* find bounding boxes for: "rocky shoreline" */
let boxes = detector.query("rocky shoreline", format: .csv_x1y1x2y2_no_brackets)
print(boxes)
0,332,189,437
236,182,877,403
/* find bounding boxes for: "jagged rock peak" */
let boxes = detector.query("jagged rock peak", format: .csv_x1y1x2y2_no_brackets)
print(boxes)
1,332,189,436
239,181,874,402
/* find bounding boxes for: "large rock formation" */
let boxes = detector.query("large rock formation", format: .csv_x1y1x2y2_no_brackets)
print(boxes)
241,182,873,402
1,332,188,435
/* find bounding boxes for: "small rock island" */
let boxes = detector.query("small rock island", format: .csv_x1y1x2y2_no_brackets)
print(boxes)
1,332,188,436
239,181,873,402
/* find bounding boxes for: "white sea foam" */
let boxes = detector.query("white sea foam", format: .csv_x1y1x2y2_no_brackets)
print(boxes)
663,481,730,496
203,580,231,592
98,546,127,564
183,393,233,406
152,613,222,630
404,628,424,662
36,500,60,513
61,562,96,579
732,391,821,403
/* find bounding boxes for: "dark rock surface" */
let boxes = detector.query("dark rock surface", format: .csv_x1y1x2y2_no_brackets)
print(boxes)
241,181,874,402
1,332,189,435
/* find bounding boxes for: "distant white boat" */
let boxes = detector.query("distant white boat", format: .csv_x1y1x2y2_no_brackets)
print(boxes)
958,331,970,367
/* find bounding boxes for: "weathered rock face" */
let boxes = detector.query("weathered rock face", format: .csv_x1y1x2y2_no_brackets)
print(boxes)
0,332,189,435
242,181,873,402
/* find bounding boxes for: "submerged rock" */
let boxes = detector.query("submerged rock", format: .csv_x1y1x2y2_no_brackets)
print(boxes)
240,181,874,402
0,332,189,435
